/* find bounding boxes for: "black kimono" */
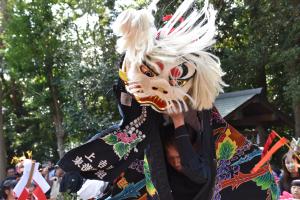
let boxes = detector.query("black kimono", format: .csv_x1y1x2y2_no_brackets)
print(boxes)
58,77,279,200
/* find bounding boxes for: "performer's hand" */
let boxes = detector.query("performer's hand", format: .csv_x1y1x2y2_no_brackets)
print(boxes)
169,112,184,128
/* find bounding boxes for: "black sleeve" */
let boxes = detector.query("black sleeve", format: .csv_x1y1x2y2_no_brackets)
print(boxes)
174,125,208,184
57,131,147,182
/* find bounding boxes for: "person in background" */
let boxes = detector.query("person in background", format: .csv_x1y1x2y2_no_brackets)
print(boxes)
291,180,300,200
15,162,24,180
0,167,17,199
47,161,56,180
5,168,16,180
59,171,83,194
280,154,300,193
0,179,17,200
49,166,64,200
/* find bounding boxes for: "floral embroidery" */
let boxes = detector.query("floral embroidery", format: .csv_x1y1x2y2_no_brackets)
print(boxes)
102,107,147,159
213,125,279,200
252,171,280,200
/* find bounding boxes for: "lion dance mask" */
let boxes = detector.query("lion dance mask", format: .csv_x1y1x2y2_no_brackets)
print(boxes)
114,0,226,113
58,1,279,200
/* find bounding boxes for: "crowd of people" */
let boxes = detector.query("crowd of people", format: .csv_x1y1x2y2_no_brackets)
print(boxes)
2,138,300,200
0,160,93,200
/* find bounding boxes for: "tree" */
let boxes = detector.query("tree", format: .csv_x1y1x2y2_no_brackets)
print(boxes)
213,0,300,136
140,0,300,138
0,0,8,181
2,0,120,164
4,0,70,158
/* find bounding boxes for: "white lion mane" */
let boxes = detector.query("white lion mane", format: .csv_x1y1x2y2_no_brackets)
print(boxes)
113,0,226,112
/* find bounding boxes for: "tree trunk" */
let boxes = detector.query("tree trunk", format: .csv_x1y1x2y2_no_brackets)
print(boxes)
10,79,27,118
294,102,300,138
0,0,7,181
0,78,7,181
45,60,65,158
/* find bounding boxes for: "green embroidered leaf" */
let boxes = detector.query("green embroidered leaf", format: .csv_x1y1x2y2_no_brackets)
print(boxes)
114,142,130,159
103,134,118,145
217,138,237,160
253,172,271,190
252,170,279,199
129,138,143,149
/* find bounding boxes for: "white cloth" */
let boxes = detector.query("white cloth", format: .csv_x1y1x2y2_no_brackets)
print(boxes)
50,177,61,199
77,180,109,200
13,159,50,197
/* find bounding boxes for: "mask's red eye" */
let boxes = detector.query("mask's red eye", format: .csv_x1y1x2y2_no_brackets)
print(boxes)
140,65,155,77
170,67,182,79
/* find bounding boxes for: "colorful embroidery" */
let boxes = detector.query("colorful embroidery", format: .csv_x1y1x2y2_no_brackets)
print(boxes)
129,159,144,174
212,108,226,125
220,164,269,190
144,155,157,197
213,123,279,200
216,129,237,160
252,171,280,200
102,107,147,159
108,179,146,200
232,149,261,166
117,177,129,189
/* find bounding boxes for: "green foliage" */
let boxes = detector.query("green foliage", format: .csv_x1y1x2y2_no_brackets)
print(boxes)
1,0,299,166
2,0,120,163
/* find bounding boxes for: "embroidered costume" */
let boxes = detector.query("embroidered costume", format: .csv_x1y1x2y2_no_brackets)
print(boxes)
58,0,279,199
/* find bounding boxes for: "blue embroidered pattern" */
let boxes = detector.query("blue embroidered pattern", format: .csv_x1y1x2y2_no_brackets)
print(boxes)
231,149,261,166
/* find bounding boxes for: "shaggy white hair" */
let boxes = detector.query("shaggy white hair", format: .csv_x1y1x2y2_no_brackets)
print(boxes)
113,0,226,111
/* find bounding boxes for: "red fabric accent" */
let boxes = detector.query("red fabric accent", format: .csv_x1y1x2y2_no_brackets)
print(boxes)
262,130,277,157
33,185,47,200
159,15,185,36
18,188,29,200
252,137,287,173
162,15,184,22
162,15,173,21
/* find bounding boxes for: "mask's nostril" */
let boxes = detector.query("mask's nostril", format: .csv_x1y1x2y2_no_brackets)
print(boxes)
152,87,158,90
163,90,168,94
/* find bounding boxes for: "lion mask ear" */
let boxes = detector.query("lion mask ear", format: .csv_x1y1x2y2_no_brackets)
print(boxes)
188,53,227,110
